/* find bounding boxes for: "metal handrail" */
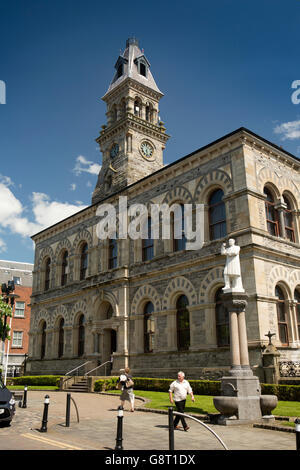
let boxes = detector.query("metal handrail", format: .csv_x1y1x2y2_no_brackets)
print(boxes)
63,361,92,384
173,411,228,450
84,360,111,376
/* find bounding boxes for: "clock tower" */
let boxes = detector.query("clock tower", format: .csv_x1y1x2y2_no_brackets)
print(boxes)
92,38,170,204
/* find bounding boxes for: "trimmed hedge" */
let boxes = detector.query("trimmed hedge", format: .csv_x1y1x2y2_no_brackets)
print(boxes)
94,377,221,395
261,383,300,401
94,376,300,401
8,375,61,387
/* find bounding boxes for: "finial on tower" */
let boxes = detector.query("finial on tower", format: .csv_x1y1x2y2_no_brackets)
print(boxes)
126,37,139,48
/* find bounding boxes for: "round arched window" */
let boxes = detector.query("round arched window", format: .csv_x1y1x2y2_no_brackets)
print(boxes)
208,189,227,240
144,302,155,353
176,295,190,351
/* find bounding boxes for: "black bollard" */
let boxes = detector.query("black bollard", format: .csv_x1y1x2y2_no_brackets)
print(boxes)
295,419,300,451
22,386,28,408
66,393,71,427
168,407,174,450
115,406,124,450
40,395,50,433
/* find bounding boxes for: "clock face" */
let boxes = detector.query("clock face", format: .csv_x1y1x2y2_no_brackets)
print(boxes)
110,143,119,158
140,141,154,159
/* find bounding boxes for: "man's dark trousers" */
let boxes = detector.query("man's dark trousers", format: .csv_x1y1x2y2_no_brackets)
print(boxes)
173,400,187,428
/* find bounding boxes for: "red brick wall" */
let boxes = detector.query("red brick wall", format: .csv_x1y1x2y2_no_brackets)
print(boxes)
6,285,31,356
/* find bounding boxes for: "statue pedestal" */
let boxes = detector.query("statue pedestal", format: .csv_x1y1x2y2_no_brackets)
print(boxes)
213,292,277,425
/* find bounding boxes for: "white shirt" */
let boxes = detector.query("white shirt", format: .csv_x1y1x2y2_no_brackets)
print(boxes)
169,379,193,402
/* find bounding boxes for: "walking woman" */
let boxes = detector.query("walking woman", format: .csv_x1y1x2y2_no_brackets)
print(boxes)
117,367,135,412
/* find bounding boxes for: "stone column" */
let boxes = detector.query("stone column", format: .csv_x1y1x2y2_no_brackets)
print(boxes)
222,292,250,376
275,199,287,238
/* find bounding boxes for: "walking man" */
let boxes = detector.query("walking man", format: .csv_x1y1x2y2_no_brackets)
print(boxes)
169,371,195,431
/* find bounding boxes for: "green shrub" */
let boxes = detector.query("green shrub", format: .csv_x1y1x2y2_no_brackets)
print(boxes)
9,375,61,387
261,383,300,401
94,377,221,395
94,377,300,401
94,377,118,392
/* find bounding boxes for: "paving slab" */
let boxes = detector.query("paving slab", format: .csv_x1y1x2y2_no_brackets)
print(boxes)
0,390,297,451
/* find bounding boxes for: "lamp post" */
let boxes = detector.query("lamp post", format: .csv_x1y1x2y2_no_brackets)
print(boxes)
0,281,19,376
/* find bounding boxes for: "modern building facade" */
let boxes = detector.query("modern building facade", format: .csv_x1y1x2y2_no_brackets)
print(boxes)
27,38,300,381
0,260,33,375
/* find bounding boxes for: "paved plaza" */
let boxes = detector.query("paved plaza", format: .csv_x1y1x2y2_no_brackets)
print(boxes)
0,390,297,452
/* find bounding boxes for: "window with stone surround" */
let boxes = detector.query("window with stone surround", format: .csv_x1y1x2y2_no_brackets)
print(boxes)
142,217,154,261
295,288,300,340
208,189,227,240
80,242,88,280
172,203,187,252
215,287,229,347
44,257,51,290
41,321,46,359
78,314,85,357
61,250,69,286
144,301,155,353
275,285,289,346
176,295,190,351
264,187,280,237
108,238,118,269
58,318,64,358
283,194,296,242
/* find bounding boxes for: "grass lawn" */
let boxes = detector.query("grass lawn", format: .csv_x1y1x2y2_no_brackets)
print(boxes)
106,389,300,418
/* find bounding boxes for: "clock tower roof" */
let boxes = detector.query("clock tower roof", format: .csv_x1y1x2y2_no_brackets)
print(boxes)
103,37,163,98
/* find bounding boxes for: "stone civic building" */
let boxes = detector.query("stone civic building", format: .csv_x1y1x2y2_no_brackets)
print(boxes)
27,38,300,381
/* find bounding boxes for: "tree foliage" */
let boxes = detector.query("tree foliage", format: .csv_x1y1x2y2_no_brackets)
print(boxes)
0,296,12,341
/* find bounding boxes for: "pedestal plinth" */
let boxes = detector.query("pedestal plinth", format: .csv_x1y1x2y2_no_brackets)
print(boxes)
213,292,264,424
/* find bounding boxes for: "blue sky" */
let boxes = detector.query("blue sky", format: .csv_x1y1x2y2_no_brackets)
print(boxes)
0,0,300,263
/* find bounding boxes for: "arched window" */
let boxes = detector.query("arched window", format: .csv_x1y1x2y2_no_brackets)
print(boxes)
172,204,186,252
275,286,289,345
78,314,85,357
215,288,229,346
283,195,295,242
145,104,153,122
108,238,118,269
41,321,47,359
106,304,114,319
144,302,155,353
264,187,279,237
209,189,227,240
44,258,51,291
111,105,117,122
142,217,154,261
294,289,300,340
61,251,69,286
58,318,64,358
176,295,190,351
80,243,88,280
134,99,142,117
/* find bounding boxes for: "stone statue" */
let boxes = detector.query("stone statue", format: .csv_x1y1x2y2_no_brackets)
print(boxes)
221,238,244,293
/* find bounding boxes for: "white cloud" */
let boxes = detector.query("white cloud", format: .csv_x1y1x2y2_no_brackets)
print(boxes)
0,238,7,253
31,192,87,231
73,155,101,176
70,183,77,191
273,120,300,141
0,177,87,242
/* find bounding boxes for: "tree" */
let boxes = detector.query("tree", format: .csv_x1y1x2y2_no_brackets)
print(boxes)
0,296,12,341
